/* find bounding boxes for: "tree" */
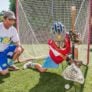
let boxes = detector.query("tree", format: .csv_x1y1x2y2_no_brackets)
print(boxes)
0,11,4,22
9,0,16,13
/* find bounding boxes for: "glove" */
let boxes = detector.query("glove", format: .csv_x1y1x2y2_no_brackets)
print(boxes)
69,31,81,43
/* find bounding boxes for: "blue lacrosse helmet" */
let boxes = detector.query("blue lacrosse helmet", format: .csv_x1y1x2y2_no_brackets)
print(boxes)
52,22,65,34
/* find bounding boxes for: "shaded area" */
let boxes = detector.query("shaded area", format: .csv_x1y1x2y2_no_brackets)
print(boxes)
0,73,10,84
29,72,73,92
29,64,88,92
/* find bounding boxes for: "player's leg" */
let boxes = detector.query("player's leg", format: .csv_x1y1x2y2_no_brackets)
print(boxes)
13,46,24,62
6,45,24,62
23,61,47,72
23,56,59,72
37,56,59,72
0,69,9,75
4,45,21,70
0,53,9,75
35,63,47,72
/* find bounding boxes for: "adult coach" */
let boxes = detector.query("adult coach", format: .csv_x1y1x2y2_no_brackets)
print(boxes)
0,11,23,75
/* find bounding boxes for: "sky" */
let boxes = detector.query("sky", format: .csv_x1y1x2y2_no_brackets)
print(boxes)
0,0,10,12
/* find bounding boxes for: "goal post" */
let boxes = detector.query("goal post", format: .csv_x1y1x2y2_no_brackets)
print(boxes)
17,0,90,64
87,0,92,64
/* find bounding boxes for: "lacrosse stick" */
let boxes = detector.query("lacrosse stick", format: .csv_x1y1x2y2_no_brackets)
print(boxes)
62,6,84,84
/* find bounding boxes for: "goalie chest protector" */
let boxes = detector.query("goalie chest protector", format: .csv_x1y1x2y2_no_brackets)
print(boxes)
48,34,71,64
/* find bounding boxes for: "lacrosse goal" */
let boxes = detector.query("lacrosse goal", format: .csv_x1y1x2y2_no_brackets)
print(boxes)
16,0,90,64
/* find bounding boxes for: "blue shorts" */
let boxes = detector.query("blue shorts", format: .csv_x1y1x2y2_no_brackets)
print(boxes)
0,45,16,71
42,56,59,68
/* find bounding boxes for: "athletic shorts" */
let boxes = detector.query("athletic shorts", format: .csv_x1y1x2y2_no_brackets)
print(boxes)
42,56,59,68
0,45,16,71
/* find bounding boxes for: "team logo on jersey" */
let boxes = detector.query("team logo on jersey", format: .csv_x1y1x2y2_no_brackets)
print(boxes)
0,37,10,44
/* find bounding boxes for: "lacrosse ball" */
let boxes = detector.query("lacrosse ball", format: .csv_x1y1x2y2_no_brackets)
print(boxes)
64,84,70,89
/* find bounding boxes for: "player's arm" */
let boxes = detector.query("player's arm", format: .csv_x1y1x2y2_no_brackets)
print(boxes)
48,39,68,60
48,39,74,64
11,28,24,61
11,28,23,49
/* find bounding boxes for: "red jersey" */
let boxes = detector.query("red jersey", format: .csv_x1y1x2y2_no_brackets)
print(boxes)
48,34,71,64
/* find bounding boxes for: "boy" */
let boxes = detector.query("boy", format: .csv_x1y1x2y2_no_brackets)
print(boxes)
23,22,81,72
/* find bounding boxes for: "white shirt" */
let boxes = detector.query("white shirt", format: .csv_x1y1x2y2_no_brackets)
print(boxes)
0,22,20,52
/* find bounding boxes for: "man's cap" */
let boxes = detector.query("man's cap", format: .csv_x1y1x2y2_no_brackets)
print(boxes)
3,11,16,20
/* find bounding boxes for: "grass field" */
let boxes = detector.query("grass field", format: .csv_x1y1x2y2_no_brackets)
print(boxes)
0,46,92,92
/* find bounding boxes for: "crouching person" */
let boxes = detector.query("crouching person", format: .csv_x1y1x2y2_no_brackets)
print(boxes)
0,11,23,75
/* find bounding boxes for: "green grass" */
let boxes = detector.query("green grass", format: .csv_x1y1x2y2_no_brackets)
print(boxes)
0,46,92,92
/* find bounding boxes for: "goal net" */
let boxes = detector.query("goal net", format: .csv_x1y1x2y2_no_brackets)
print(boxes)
17,0,90,64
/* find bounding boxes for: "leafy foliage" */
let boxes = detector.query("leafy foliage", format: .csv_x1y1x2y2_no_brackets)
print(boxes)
9,0,16,13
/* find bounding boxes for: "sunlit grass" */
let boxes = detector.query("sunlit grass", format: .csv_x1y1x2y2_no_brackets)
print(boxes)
0,45,92,92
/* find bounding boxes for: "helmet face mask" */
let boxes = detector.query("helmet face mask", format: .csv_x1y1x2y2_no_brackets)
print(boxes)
51,22,66,47
55,34,65,48
57,29,61,34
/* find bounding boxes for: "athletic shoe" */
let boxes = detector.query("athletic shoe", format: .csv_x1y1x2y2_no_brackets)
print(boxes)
23,61,33,69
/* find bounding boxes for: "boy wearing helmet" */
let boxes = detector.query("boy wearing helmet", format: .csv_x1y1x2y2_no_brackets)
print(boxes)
23,22,81,72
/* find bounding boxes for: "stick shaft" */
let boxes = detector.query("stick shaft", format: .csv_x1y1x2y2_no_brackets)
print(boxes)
71,6,77,59
71,6,76,32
